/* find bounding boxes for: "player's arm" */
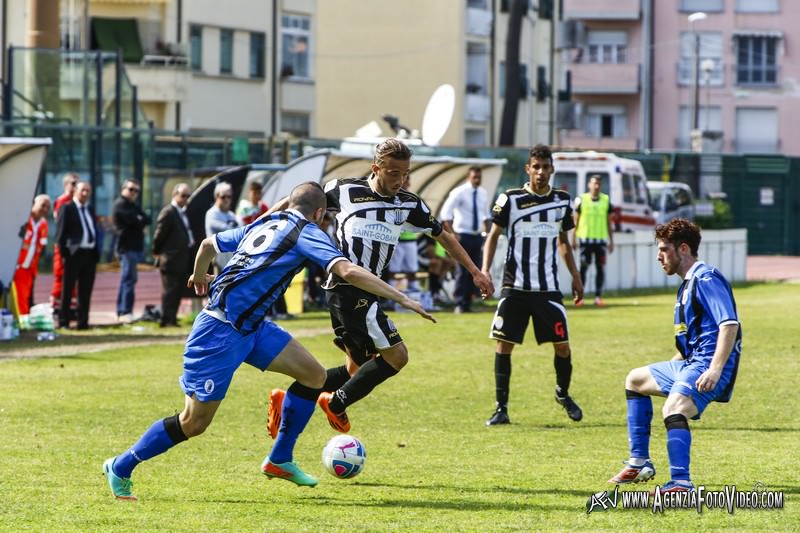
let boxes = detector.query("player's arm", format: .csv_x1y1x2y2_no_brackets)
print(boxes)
434,229,494,299
607,203,615,253
572,210,580,250
254,196,291,223
481,222,502,274
558,231,584,304
187,236,217,295
695,322,739,392
330,260,435,323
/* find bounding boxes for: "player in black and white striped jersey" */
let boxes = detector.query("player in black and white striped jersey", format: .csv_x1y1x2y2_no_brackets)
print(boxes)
269,139,494,434
482,144,585,427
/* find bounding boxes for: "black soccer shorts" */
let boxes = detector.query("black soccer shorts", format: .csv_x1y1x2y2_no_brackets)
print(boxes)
489,288,569,345
326,284,403,365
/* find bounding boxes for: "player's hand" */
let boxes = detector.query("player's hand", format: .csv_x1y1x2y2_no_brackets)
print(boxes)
474,271,495,299
572,241,578,250
608,242,615,254
695,368,721,392
187,273,215,296
399,296,437,324
572,276,584,305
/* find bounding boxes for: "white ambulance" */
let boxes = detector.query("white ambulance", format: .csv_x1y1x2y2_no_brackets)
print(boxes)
551,151,656,232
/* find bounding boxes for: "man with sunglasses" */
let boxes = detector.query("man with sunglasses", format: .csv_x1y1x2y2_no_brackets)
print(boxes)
153,183,195,328
112,179,151,323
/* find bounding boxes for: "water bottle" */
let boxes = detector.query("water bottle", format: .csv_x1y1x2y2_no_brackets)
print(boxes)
0,309,12,341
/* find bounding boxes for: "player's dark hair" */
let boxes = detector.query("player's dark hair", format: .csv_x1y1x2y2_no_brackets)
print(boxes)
528,143,553,164
289,181,325,215
655,218,701,257
374,138,412,166
248,181,263,191
468,165,482,174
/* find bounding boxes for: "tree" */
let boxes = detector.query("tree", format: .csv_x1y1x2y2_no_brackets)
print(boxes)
499,0,527,146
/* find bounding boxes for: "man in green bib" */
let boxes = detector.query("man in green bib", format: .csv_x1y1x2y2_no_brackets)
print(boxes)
572,175,615,306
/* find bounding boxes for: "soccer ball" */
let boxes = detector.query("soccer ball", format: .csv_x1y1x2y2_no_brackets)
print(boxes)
321,435,366,479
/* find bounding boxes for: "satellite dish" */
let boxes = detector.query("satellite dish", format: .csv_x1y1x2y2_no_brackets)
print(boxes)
421,84,455,146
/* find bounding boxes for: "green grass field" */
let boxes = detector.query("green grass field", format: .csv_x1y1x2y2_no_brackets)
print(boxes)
1,283,797,532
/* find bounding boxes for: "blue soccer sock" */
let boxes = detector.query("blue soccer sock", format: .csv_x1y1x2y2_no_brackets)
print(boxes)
626,389,653,460
665,414,692,481
113,414,188,479
268,384,317,464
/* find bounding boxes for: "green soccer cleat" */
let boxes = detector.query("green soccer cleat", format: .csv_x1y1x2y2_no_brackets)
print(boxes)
261,458,319,487
102,457,138,501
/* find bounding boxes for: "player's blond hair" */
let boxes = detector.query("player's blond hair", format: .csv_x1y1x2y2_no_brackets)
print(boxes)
373,138,411,166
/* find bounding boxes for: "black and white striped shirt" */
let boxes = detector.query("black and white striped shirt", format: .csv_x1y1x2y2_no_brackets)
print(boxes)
491,184,574,292
324,176,442,284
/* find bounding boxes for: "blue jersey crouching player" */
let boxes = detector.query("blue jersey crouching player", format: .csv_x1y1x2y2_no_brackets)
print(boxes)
608,218,742,492
103,182,434,500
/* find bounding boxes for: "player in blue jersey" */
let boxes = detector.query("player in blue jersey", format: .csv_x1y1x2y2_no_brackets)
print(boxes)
608,218,742,493
102,182,434,500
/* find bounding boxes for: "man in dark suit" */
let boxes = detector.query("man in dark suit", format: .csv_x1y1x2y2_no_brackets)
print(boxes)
152,183,195,327
56,181,99,329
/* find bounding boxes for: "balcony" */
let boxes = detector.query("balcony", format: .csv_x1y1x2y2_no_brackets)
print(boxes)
464,93,490,123
561,132,639,151
563,0,641,20
571,63,639,94
466,7,492,37
126,63,190,102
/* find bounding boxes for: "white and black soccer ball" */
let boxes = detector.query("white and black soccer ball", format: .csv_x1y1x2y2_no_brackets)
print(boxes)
321,435,366,479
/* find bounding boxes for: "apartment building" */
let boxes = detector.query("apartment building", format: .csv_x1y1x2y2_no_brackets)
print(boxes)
558,0,800,155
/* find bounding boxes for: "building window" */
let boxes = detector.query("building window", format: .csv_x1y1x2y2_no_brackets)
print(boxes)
464,128,487,146
190,25,202,71
466,42,488,95
585,30,627,64
281,112,310,137
584,105,627,138
678,106,722,149
250,32,266,78
281,14,311,79
735,35,779,86
736,0,779,12
735,107,778,153
467,0,488,8
679,0,723,12
678,32,723,86
220,29,233,75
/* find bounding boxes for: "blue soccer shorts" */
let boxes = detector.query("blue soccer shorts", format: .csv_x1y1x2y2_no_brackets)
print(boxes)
179,311,292,402
648,359,735,419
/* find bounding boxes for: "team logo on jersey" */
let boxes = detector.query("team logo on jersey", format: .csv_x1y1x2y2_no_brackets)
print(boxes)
517,221,560,239
355,299,369,310
393,196,404,224
674,322,687,335
204,379,215,394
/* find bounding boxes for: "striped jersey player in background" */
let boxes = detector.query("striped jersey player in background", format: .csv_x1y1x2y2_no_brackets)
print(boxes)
268,138,494,436
482,143,585,427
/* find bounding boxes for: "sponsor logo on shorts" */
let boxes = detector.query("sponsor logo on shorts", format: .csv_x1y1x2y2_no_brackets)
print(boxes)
554,321,565,338
204,379,215,394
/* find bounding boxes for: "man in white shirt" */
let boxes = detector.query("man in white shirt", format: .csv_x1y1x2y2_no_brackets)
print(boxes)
440,166,491,313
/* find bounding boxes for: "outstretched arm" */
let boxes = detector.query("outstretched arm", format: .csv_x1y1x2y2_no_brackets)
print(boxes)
331,260,436,323
254,195,291,223
187,237,217,296
434,230,494,299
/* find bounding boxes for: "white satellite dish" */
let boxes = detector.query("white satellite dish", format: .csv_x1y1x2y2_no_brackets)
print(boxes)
421,84,455,146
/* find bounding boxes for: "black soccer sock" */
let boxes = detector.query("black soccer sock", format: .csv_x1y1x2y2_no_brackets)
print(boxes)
322,365,351,392
554,353,572,396
287,381,319,401
494,353,511,409
596,263,605,297
328,356,398,412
